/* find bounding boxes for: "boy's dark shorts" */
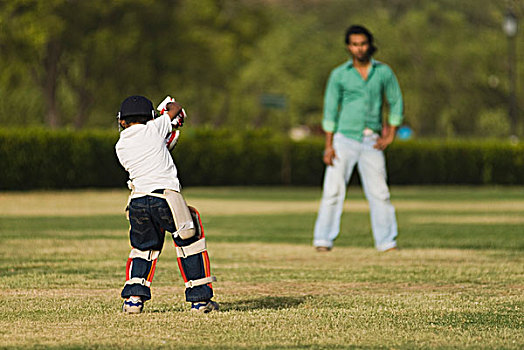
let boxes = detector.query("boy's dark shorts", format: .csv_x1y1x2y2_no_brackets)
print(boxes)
128,195,176,251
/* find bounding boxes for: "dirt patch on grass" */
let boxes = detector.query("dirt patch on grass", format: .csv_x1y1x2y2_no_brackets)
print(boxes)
0,190,129,216
4,281,521,301
1,190,524,216
410,215,524,224
0,288,120,298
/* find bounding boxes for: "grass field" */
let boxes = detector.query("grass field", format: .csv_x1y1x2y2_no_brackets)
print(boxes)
0,186,522,349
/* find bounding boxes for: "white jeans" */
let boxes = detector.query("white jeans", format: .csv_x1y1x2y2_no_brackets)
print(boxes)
313,133,398,251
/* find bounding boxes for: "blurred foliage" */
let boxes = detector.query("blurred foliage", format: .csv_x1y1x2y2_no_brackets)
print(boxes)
476,108,511,137
0,0,522,137
1,128,523,189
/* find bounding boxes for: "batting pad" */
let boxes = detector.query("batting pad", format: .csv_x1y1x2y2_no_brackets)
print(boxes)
173,206,216,302
121,249,160,301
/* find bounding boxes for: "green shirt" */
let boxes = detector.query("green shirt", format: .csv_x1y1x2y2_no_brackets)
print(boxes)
322,58,404,141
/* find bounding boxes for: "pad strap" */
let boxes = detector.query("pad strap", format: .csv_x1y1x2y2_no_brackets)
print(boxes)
185,276,217,288
140,190,195,239
173,220,195,239
176,238,206,258
129,249,160,261
125,277,152,287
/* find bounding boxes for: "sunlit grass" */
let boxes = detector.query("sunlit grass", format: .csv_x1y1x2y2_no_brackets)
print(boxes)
0,187,522,349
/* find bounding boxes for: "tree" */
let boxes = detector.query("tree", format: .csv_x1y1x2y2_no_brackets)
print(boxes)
0,0,184,128
0,0,521,136
1,0,68,127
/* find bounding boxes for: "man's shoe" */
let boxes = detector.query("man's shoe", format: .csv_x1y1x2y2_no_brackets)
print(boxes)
191,300,219,313
123,296,143,314
315,246,332,252
384,247,399,252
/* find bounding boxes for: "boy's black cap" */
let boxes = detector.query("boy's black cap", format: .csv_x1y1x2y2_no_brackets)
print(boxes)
119,95,155,118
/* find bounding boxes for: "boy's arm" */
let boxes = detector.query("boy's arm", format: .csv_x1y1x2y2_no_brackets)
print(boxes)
168,102,187,129
167,102,183,121
154,101,186,136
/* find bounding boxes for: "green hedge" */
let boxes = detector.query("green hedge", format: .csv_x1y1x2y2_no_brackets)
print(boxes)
0,128,523,190
388,140,524,185
0,128,127,190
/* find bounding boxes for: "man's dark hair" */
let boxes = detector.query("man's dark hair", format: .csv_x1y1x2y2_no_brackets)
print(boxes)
344,25,377,56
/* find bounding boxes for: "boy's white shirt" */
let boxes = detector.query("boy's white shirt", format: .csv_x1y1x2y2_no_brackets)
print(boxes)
115,114,181,198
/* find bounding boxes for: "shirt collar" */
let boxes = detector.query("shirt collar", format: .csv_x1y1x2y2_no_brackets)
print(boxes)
346,58,377,68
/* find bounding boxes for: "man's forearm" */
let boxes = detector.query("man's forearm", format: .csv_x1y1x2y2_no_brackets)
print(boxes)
387,125,397,141
322,131,336,165
325,132,334,149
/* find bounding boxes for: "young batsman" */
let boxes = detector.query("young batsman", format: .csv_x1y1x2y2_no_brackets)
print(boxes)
115,95,218,314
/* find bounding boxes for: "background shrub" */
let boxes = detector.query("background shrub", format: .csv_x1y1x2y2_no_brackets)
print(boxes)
1,128,523,190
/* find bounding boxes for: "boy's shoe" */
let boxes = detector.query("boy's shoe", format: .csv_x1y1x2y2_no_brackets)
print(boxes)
191,300,219,313
122,296,143,314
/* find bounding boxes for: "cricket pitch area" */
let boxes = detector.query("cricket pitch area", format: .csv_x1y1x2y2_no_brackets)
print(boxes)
0,186,522,349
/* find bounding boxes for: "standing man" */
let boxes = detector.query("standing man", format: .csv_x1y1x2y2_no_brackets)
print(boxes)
313,25,404,252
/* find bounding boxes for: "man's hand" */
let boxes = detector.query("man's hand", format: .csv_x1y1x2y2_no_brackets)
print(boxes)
323,146,337,166
374,125,397,151
323,132,336,165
